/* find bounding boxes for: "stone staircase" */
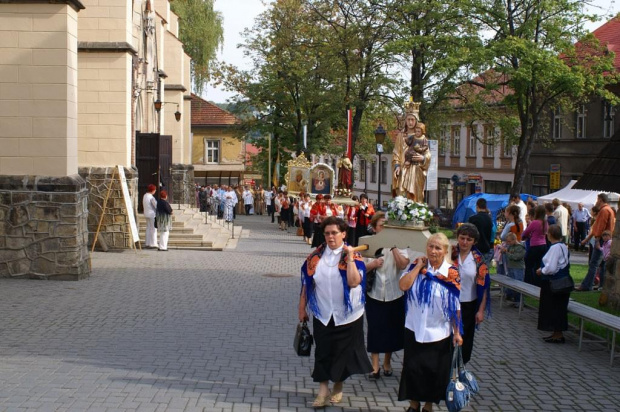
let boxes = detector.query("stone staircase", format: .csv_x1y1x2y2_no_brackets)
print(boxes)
137,204,241,251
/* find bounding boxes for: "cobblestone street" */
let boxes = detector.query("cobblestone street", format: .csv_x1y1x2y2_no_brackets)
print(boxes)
0,214,618,411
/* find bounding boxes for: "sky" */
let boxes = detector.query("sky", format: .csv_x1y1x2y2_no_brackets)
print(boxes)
204,0,619,104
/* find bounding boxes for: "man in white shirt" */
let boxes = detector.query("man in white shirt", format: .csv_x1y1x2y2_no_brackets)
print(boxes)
242,185,254,215
510,193,528,230
264,188,274,222
572,202,591,251
552,198,569,244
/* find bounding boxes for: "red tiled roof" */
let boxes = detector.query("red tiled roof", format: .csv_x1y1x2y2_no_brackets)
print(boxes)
244,143,261,168
590,16,620,69
190,94,239,126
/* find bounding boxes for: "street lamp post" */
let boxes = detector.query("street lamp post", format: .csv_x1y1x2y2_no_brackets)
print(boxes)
374,124,386,210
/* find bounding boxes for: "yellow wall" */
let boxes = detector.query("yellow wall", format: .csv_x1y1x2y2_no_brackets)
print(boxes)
0,4,79,176
191,128,244,165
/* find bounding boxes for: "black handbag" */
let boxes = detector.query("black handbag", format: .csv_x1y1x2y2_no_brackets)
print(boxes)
293,321,313,356
366,248,384,293
550,274,574,294
547,246,574,294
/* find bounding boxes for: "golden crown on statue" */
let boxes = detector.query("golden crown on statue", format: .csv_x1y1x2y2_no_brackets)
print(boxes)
405,98,421,117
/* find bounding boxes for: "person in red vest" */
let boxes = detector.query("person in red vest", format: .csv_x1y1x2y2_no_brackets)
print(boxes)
355,194,375,245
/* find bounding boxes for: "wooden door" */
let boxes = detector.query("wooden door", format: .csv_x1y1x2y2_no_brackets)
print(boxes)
159,135,173,203
136,132,159,213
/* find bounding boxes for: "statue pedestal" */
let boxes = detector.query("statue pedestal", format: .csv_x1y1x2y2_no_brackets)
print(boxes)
332,196,357,206
358,224,431,258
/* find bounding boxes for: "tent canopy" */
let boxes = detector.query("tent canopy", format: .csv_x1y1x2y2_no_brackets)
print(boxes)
451,193,537,228
537,180,619,210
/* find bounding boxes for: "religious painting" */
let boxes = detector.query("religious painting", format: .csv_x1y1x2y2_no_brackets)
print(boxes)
310,163,334,197
285,153,312,197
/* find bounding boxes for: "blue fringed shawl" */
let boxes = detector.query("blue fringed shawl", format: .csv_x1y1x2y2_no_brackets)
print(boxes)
405,259,463,334
300,243,366,318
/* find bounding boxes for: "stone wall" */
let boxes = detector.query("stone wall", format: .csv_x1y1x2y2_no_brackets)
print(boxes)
0,174,90,280
78,166,139,249
171,164,194,206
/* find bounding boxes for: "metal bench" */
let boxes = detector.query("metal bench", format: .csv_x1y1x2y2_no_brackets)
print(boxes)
567,301,620,366
492,274,541,318
492,274,620,366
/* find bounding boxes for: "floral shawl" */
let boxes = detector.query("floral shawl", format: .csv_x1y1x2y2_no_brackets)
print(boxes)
405,258,462,333
452,245,491,317
300,242,366,318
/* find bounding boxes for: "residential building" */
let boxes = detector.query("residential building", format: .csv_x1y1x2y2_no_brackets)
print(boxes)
190,95,246,187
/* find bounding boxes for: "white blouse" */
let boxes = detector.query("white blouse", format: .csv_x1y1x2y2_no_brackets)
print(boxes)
367,248,408,302
541,243,569,275
313,245,364,326
402,260,460,343
142,193,157,218
458,252,477,303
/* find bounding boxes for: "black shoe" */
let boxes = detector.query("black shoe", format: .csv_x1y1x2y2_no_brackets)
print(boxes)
383,367,393,377
406,407,421,412
369,371,380,380
544,337,565,344
542,335,554,341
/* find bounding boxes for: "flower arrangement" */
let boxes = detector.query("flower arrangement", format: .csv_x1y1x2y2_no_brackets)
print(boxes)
386,196,433,226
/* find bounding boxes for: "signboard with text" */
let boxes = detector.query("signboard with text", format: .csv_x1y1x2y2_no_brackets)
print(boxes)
550,164,561,190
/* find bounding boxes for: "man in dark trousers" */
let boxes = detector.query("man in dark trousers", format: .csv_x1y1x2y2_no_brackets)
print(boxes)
468,198,494,266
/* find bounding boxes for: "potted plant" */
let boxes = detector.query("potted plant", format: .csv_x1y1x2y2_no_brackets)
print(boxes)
386,196,434,228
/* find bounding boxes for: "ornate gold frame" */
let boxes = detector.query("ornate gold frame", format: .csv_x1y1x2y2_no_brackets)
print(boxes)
285,153,312,197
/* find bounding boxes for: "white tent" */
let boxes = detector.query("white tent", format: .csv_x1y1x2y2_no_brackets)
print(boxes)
537,180,619,210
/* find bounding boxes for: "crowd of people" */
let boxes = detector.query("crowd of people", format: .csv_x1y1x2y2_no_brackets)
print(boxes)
487,192,616,344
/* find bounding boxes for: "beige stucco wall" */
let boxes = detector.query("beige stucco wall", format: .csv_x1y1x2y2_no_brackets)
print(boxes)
163,89,184,162
191,129,244,165
79,0,132,44
0,4,79,177
77,52,132,167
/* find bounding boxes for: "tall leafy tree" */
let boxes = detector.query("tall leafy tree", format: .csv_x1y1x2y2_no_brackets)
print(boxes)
381,0,480,119
306,0,400,159
171,0,224,94
458,0,618,194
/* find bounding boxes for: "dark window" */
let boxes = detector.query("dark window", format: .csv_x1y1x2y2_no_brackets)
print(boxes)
359,159,366,181
485,180,511,194
381,159,387,184
370,161,376,183
531,174,549,197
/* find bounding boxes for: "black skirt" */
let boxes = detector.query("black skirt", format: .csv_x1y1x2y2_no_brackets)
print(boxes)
398,329,452,404
366,295,405,353
312,316,372,383
538,280,570,332
460,300,477,365
303,217,313,239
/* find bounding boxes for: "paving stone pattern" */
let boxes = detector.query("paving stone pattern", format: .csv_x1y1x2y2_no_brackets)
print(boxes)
0,215,618,411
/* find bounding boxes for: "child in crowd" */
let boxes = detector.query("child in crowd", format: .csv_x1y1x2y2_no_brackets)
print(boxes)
594,230,613,290
503,232,526,305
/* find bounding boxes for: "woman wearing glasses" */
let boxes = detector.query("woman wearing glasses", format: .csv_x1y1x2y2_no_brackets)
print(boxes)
298,216,372,408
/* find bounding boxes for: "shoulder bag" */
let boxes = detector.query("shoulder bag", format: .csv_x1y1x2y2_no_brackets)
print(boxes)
548,246,574,294
293,321,313,357
445,346,471,412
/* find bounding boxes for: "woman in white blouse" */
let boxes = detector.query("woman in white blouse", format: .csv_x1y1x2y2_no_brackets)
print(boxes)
536,224,571,343
365,216,410,379
398,233,463,412
142,184,158,249
298,216,372,408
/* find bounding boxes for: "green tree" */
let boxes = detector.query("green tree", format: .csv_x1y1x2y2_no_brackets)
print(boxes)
171,0,224,94
381,0,480,119
458,0,618,194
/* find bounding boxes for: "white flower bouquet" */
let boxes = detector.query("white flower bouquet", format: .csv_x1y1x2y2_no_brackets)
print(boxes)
386,196,433,226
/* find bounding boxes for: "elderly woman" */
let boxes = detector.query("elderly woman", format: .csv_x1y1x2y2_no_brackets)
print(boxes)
398,233,463,412
536,224,571,343
365,214,409,379
451,223,490,365
298,216,372,408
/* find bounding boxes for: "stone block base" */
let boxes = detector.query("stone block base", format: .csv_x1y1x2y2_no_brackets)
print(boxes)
78,166,139,250
0,174,90,280
171,164,195,205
